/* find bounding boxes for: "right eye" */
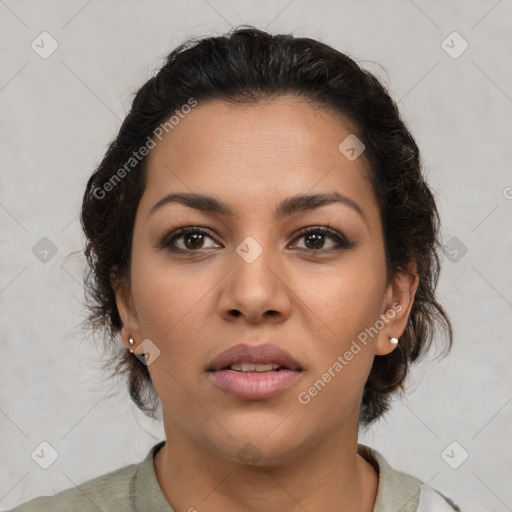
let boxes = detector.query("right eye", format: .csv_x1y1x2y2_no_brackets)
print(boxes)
157,227,222,253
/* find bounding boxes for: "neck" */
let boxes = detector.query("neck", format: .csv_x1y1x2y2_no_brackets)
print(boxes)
153,410,378,512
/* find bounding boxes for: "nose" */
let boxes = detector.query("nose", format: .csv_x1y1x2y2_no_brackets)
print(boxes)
217,244,292,325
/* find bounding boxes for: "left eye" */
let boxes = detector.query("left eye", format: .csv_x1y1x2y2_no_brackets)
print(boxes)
290,227,352,252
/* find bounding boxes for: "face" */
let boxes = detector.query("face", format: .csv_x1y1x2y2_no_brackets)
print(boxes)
115,95,417,465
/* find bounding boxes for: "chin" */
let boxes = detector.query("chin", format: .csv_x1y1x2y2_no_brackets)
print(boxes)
207,418,309,467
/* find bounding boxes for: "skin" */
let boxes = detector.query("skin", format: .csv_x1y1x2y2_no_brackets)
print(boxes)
114,95,419,512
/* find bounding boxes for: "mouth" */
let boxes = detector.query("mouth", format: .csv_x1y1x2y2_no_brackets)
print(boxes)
207,343,303,373
207,343,303,400
219,362,295,372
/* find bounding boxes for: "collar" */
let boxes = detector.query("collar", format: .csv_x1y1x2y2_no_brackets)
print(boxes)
357,443,422,512
134,440,175,512
133,441,423,512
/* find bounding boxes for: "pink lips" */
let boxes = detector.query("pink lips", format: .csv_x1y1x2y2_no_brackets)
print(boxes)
207,343,303,400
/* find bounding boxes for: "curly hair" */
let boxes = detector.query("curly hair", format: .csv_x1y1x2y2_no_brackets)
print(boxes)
80,26,453,427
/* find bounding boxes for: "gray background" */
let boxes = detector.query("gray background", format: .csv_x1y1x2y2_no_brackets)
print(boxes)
1,1,511,510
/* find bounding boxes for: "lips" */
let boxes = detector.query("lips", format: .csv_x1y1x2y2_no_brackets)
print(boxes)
207,343,303,372
207,343,304,400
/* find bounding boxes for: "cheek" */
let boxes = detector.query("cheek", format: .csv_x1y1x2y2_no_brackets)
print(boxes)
130,253,212,413
301,253,386,342
294,255,386,401
131,247,208,336
129,251,220,401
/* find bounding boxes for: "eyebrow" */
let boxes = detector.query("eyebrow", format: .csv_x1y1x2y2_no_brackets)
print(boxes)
149,191,365,221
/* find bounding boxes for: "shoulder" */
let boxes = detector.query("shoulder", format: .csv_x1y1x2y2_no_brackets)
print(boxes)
417,484,462,512
357,443,462,512
6,458,140,512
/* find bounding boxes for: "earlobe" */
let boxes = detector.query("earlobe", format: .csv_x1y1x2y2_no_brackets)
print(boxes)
112,275,141,352
375,260,419,356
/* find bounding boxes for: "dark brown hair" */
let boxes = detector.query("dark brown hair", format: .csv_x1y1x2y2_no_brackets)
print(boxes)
80,26,453,428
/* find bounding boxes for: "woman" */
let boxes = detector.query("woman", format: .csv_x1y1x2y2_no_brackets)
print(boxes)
9,26,461,511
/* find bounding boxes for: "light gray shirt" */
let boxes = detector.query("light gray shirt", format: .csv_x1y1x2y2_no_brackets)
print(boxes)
7,441,461,511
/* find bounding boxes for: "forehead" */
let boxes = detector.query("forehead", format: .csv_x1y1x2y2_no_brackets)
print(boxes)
140,96,378,222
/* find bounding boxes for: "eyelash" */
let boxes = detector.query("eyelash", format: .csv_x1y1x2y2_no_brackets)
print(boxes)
156,225,354,254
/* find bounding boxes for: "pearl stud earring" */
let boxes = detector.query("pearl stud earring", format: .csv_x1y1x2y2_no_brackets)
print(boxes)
390,337,398,345
128,337,135,353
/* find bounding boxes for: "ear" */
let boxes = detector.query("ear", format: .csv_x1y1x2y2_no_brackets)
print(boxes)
112,274,143,353
375,259,419,356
